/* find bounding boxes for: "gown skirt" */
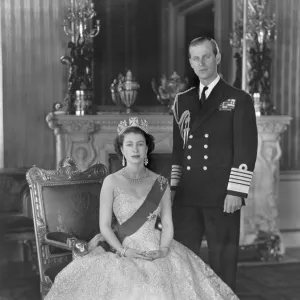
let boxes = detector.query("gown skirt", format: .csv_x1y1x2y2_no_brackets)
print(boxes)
45,186,239,300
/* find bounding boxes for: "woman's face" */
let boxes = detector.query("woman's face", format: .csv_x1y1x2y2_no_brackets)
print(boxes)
121,132,148,166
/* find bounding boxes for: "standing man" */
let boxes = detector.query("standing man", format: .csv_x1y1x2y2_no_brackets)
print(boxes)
171,37,258,291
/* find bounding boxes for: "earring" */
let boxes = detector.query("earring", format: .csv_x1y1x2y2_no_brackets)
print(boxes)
122,156,126,167
144,157,148,166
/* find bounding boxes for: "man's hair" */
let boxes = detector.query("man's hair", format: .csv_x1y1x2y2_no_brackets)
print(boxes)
188,37,220,57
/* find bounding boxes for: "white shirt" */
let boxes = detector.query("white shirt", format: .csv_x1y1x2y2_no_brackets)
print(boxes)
199,75,220,100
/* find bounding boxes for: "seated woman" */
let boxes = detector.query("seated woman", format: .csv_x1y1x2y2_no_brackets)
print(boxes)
45,117,239,300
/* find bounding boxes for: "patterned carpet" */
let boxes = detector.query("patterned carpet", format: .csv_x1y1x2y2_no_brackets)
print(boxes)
0,248,300,300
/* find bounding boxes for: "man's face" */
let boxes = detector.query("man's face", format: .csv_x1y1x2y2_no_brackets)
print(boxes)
189,41,221,84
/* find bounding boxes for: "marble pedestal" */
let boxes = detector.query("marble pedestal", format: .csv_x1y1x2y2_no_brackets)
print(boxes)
240,116,292,252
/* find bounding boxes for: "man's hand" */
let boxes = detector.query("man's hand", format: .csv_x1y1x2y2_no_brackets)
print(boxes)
224,195,242,213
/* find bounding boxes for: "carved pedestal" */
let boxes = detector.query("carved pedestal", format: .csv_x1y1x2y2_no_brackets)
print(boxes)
240,116,292,253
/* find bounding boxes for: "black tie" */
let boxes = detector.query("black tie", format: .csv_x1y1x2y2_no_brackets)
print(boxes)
200,86,208,107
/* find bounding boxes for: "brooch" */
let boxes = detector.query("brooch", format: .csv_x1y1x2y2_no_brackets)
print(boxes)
158,175,168,191
147,212,157,221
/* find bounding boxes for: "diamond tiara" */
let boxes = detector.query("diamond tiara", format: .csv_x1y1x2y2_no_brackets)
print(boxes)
117,117,149,135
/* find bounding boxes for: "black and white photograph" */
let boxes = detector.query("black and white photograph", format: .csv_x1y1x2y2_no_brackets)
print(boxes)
0,0,300,299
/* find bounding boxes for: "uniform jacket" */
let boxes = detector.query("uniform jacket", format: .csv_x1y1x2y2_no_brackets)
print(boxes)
171,79,258,207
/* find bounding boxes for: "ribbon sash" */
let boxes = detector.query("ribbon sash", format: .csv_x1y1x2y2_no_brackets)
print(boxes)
115,176,167,242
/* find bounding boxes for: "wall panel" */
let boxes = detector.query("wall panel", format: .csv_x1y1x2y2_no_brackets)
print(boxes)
0,0,68,169
271,0,300,170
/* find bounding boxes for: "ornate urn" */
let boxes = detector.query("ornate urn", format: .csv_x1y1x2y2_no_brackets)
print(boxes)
111,70,140,113
110,74,123,108
152,71,188,113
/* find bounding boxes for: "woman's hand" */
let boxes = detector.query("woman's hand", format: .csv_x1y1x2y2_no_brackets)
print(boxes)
142,248,169,261
123,248,153,260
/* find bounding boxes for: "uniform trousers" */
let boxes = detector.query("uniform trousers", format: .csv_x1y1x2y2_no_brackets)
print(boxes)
172,205,240,292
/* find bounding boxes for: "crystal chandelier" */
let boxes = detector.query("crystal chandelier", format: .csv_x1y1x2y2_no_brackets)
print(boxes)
63,0,100,45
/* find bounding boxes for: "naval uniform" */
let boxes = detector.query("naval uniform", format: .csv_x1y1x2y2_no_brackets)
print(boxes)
171,77,258,291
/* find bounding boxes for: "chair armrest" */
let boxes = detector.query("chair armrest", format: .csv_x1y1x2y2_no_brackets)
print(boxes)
45,232,88,258
45,232,73,250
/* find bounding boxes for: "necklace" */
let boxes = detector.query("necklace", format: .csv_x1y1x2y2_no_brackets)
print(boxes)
121,168,150,184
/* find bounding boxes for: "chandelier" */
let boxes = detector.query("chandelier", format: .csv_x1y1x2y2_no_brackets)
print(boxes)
63,0,100,45
230,0,276,54
230,0,276,115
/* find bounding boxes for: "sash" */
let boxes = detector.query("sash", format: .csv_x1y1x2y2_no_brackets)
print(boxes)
115,176,168,242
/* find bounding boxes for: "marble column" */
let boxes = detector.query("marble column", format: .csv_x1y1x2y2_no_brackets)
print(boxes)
240,115,292,254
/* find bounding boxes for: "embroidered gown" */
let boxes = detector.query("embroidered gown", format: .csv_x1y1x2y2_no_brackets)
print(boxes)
45,179,239,300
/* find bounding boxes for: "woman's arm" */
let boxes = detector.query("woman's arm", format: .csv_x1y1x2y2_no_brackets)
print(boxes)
159,184,174,252
99,175,124,254
147,184,174,260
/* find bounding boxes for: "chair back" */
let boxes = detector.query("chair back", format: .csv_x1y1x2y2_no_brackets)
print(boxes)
26,158,108,297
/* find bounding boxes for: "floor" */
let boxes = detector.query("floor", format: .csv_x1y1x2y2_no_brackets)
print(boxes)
236,246,300,300
0,247,300,300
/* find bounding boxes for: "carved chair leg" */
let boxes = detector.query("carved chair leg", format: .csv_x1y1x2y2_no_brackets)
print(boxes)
23,239,39,275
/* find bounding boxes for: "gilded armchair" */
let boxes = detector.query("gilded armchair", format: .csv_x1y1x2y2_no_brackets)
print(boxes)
26,158,108,299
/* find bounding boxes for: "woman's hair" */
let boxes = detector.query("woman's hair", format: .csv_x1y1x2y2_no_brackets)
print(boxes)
114,126,155,161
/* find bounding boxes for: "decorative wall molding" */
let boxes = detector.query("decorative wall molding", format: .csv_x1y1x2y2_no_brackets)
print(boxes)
257,116,292,133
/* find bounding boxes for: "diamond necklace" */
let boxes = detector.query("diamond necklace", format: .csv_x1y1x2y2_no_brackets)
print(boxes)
121,168,150,184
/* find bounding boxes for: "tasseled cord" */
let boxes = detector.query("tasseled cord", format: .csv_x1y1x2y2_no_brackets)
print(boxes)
173,96,191,149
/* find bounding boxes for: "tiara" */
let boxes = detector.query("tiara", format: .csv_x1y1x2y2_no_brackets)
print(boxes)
117,117,149,135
